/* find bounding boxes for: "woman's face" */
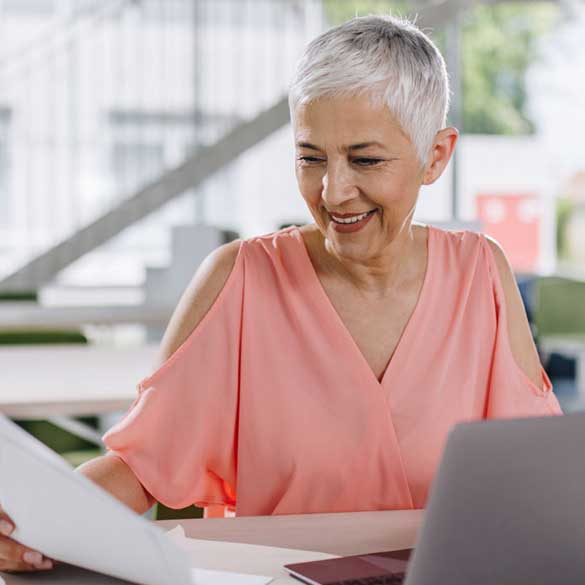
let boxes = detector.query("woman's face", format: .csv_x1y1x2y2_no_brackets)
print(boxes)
294,94,427,262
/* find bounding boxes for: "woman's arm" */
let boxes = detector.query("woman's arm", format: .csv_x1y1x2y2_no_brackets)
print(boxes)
77,453,156,515
486,237,544,390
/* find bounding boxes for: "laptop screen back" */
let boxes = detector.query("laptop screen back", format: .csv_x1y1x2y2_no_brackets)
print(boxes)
405,413,585,585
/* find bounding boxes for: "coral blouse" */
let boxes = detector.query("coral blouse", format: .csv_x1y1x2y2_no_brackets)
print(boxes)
103,225,562,516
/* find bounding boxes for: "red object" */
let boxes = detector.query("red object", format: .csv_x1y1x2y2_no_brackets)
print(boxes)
476,194,541,272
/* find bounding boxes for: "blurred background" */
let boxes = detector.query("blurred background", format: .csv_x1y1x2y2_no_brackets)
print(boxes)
0,0,584,516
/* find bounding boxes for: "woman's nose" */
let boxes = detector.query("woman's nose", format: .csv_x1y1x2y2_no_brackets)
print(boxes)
321,164,358,207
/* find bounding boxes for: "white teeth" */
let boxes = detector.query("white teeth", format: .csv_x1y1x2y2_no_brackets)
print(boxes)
330,210,374,224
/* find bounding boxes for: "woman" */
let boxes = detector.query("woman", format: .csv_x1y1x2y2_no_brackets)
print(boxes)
0,14,561,572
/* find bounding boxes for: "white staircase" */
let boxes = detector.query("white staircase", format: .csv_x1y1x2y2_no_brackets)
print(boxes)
0,97,289,294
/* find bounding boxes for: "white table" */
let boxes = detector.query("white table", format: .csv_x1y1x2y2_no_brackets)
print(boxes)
159,510,424,556
0,344,159,443
1,510,424,585
0,304,171,330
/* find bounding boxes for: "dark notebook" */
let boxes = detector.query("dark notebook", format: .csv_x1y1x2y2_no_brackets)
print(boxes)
284,549,412,585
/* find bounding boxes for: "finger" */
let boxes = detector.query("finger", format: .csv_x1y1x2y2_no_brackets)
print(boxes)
0,515,14,538
2,556,54,572
0,537,52,571
22,551,54,569
25,557,54,571
0,515,54,572
2,559,54,573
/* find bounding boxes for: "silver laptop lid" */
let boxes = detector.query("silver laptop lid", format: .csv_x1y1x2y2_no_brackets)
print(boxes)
405,412,585,585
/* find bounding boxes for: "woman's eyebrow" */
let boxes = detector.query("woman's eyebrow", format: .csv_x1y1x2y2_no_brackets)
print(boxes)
296,141,387,151
348,141,386,151
296,141,321,150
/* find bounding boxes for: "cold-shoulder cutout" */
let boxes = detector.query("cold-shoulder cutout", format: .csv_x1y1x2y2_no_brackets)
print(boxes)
483,235,544,391
157,238,243,369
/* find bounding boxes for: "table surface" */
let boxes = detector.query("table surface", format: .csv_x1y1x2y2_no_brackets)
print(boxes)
0,345,159,418
1,510,424,585
158,509,424,556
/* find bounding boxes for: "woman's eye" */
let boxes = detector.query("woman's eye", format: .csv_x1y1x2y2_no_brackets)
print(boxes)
353,158,383,166
297,156,325,165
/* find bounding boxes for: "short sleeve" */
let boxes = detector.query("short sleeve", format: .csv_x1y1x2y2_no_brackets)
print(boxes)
481,237,563,418
102,241,246,510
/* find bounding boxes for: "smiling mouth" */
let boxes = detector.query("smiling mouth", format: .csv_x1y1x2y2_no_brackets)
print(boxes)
328,209,377,225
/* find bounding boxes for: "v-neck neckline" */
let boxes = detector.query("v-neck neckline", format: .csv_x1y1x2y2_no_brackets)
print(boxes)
293,224,434,389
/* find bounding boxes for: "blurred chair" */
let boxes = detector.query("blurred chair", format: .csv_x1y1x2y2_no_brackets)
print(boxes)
516,273,538,339
534,277,585,339
534,276,585,410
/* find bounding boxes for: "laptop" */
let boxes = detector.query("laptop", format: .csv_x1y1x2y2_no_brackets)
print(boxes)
285,412,585,585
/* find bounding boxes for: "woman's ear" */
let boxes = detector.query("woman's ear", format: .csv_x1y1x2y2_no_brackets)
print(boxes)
422,127,459,185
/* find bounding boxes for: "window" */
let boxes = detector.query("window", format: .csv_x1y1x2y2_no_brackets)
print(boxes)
111,142,165,197
108,107,241,203
109,109,194,199
125,0,304,29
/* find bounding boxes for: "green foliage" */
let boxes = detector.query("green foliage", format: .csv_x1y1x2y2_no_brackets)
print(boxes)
16,419,99,456
535,276,585,337
62,449,103,468
0,330,88,344
0,291,38,302
321,0,560,136
461,2,559,135
556,197,575,259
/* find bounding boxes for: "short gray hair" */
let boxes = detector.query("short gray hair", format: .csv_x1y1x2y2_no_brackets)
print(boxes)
289,15,450,164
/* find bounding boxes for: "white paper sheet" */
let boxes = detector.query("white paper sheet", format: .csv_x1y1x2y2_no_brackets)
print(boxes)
166,525,272,585
166,525,338,585
0,415,191,585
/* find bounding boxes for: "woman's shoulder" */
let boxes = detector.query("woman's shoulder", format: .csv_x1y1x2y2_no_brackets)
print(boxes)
427,223,484,246
154,226,308,372
244,224,304,248
242,224,310,264
426,223,488,263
